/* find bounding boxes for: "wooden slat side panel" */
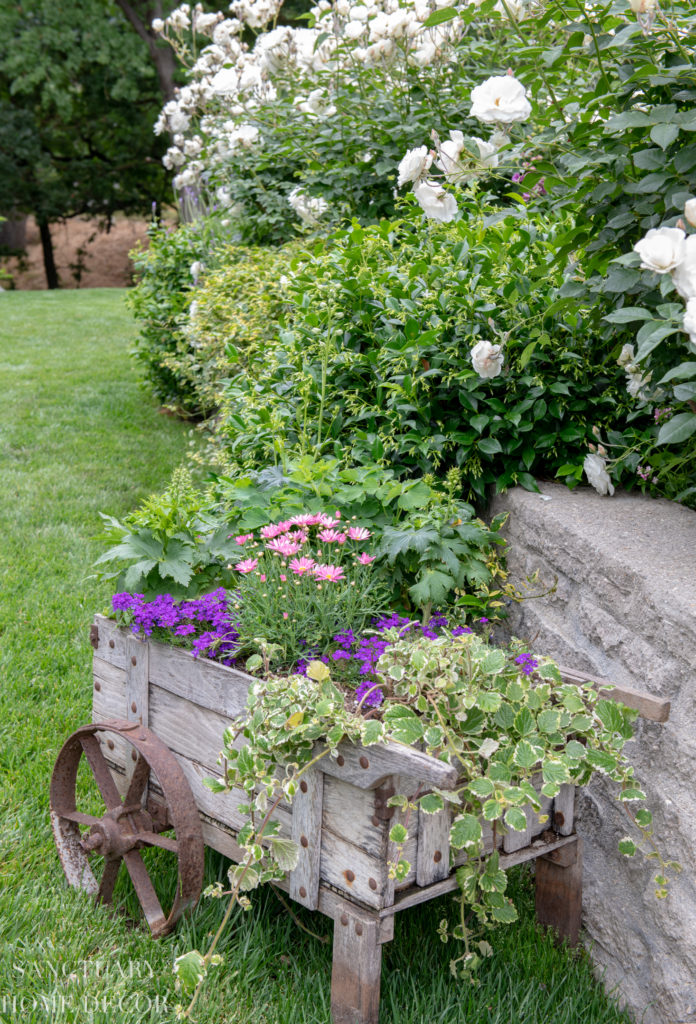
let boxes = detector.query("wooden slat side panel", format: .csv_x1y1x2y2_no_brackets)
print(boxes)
290,768,324,910
92,615,130,670
316,741,458,791
416,804,451,886
552,784,574,836
320,829,388,909
323,778,384,859
92,661,127,717
148,642,251,720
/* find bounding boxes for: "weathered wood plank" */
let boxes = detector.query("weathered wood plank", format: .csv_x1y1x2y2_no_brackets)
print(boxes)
320,827,387,909
323,778,383,858
558,665,670,723
381,834,579,918
316,740,458,791
553,784,574,836
331,903,383,1024
416,802,451,887
289,768,324,910
149,641,251,720
92,615,130,670
125,634,149,787
535,836,583,946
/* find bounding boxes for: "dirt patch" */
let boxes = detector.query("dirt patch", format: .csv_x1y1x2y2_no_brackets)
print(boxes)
1,215,154,290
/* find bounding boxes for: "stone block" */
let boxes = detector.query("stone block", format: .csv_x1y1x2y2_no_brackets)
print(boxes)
491,484,696,1024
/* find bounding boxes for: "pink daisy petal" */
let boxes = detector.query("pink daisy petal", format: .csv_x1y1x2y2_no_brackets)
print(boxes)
347,526,371,541
234,558,258,574
289,556,315,575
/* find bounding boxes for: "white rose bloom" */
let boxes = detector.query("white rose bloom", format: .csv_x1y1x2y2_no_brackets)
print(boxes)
629,0,656,11
633,226,686,274
473,136,499,168
470,75,532,125
625,364,651,398
684,198,696,228
437,131,468,183
211,67,238,94
617,343,636,367
583,453,615,496
288,187,329,226
397,146,432,188
409,40,437,67
470,339,504,378
343,19,365,38
152,17,165,32
413,180,458,222
672,235,696,300
683,298,696,343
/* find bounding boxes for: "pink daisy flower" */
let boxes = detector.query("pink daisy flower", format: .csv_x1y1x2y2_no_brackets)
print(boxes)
357,552,376,565
289,556,315,575
235,558,258,573
318,513,340,528
289,513,322,527
347,526,371,541
313,564,346,582
318,529,347,544
234,533,255,545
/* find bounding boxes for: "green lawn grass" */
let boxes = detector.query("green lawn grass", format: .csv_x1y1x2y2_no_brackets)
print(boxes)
0,289,634,1024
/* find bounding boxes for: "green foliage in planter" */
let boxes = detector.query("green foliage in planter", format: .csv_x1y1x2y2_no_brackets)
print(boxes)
97,461,508,618
175,631,673,1010
95,467,242,598
210,202,635,501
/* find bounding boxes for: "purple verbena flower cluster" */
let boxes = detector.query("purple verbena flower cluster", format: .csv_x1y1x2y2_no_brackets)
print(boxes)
514,652,539,676
302,612,473,709
111,589,240,665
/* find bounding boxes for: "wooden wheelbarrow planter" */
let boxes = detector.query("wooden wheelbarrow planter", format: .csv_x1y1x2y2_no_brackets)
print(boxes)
50,616,670,1024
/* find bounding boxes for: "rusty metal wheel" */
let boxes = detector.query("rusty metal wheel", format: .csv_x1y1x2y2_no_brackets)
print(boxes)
50,718,205,937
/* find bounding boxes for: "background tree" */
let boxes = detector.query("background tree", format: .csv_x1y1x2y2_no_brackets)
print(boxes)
0,0,173,287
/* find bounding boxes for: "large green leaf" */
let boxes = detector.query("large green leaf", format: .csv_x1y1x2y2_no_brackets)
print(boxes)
657,412,696,445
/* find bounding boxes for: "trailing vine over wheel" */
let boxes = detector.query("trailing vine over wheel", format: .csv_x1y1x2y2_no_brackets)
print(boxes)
50,718,204,937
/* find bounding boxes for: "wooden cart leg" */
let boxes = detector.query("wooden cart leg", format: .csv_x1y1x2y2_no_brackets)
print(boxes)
535,836,583,946
330,904,391,1024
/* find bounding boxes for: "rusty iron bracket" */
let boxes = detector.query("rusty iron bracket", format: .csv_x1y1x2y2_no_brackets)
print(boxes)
373,783,396,823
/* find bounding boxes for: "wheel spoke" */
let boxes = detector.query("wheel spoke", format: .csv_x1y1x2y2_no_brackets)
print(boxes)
124,754,151,806
97,859,121,905
80,734,123,810
136,832,179,854
123,851,167,934
54,809,102,828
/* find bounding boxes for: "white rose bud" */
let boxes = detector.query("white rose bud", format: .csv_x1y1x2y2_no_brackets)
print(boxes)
684,198,696,228
633,226,686,274
470,340,504,379
583,453,615,497
617,343,635,367
152,17,165,31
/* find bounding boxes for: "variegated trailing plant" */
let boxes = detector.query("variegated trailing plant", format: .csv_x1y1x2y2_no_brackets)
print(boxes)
172,627,677,1016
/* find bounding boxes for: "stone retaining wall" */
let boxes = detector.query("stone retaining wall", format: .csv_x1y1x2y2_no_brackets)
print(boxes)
491,484,696,1024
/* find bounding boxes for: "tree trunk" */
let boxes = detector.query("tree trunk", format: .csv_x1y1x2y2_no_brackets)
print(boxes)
38,219,59,289
152,41,177,102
